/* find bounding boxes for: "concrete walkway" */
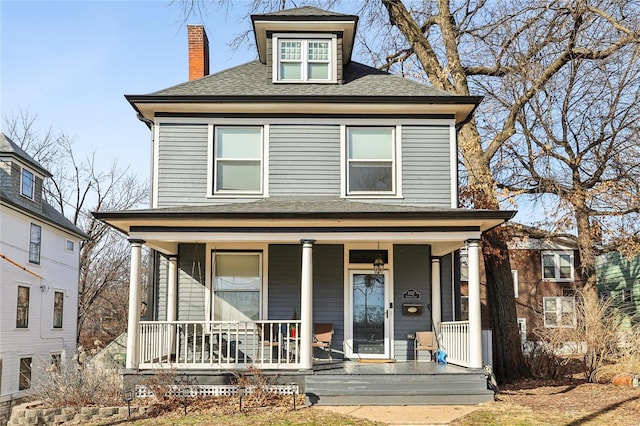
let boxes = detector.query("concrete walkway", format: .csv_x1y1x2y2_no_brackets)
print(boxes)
314,404,480,425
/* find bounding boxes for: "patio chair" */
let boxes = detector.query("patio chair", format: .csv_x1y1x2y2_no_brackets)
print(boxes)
414,331,438,364
312,323,334,362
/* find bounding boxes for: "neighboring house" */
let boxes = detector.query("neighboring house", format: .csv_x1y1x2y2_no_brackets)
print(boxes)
460,224,582,347
0,134,87,403
596,251,639,329
94,7,515,404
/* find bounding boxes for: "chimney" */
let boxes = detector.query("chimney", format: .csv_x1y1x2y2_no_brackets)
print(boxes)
187,25,209,80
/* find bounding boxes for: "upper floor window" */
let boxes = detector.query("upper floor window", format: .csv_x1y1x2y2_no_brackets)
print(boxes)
543,296,576,328
213,252,262,321
542,251,574,281
21,168,34,199
213,127,263,194
29,223,41,264
53,291,64,328
274,36,335,82
65,239,75,252
17,286,30,328
347,127,396,195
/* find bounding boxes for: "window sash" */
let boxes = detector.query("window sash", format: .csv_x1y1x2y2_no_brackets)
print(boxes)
21,169,34,199
213,253,262,321
53,291,64,328
16,286,30,328
29,224,41,264
543,296,576,328
277,38,332,82
214,127,262,194
542,252,574,281
347,127,395,194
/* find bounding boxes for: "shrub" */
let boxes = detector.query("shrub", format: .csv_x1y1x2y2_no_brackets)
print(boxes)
32,346,123,407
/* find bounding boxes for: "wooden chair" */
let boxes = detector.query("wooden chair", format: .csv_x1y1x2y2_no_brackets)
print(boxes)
414,331,438,363
312,323,334,362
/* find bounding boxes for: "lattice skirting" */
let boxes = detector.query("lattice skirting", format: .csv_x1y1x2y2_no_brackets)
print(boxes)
135,384,299,398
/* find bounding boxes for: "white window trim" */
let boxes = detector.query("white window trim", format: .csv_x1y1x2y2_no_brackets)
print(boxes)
211,251,264,321
542,251,574,282
512,270,519,298
20,167,35,200
344,126,399,197
543,296,576,328
29,223,41,265
53,290,64,329
272,34,337,83
212,126,264,196
517,318,527,344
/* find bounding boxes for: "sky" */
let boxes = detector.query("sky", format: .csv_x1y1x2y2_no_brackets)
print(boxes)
1,0,256,179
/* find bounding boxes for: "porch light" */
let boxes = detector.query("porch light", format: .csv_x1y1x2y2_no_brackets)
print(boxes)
373,255,385,277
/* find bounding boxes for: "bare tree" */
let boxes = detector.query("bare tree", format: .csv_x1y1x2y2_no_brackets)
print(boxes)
3,112,148,347
172,0,639,383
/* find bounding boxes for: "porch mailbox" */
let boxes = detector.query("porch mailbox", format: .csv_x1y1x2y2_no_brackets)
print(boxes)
402,303,423,316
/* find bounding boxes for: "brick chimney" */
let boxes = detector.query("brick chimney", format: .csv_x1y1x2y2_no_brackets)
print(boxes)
187,25,209,80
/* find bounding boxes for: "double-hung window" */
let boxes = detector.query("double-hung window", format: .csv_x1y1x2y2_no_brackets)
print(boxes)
276,37,333,82
29,224,41,264
21,168,34,199
213,252,262,321
214,127,263,194
53,291,64,328
16,286,30,328
347,127,395,195
543,296,576,328
542,251,573,281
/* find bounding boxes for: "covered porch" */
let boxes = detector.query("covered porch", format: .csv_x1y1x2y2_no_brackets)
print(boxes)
95,200,513,375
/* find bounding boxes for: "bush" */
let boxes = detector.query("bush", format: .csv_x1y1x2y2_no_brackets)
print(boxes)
32,346,123,407
528,292,640,382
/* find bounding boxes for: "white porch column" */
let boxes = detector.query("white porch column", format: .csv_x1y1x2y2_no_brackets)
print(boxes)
467,239,483,368
431,258,442,333
300,239,315,370
166,255,178,323
126,239,145,369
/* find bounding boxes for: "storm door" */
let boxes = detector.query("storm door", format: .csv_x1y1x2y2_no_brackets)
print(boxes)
347,270,391,359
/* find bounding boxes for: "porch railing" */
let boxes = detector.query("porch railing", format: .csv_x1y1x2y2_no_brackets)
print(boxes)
138,320,302,370
440,321,470,367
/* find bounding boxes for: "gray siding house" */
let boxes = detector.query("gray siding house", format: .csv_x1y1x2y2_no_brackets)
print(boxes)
95,7,513,404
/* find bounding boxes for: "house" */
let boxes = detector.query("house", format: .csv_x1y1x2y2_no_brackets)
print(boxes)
596,251,639,329
94,7,515,405
459,224,582,348
0,134,86,407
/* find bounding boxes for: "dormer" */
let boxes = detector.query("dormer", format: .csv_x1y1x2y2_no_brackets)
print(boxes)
0,133,50,209
251,7,358,84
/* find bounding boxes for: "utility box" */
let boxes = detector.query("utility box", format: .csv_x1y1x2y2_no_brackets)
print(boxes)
402,303,422,316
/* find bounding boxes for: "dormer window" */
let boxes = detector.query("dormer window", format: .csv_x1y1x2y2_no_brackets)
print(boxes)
21,168,35,199
273,35,336,83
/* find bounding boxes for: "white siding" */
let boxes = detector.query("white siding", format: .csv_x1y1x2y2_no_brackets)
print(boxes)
0,205,80,401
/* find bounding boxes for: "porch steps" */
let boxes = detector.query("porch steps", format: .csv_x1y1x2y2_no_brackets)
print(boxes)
304,364,494,405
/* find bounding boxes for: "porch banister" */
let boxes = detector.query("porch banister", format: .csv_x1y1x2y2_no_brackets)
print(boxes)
167,256,178,323
126,239,145,369
467,239,483,368
300,239,315,370
431,258,442,333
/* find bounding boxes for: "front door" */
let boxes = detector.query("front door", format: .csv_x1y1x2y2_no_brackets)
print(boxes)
346,270,392,359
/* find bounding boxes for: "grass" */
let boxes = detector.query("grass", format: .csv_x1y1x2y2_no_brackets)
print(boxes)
93,406,381,425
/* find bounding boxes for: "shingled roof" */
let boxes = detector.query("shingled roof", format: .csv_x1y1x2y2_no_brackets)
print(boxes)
139,60,469,99
255,6,355,18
